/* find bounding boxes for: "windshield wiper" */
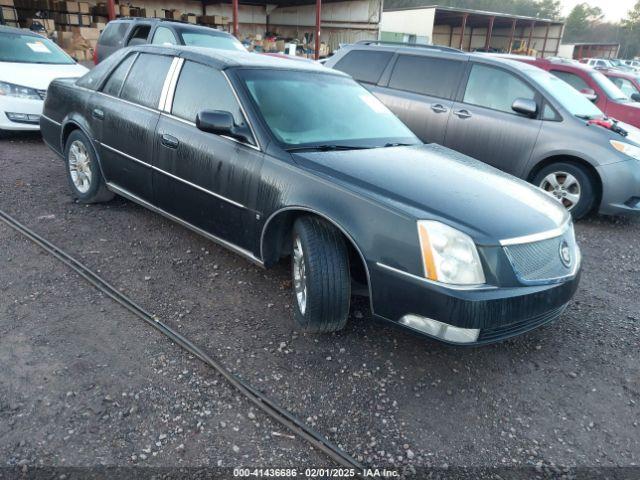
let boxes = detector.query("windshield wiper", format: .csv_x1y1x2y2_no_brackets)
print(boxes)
285,144,371,152
575,114,600,120
382,142,415,148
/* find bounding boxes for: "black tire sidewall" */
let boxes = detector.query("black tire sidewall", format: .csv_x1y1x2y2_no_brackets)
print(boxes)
290,217,350,333
64,130,103,202
533,162,596,220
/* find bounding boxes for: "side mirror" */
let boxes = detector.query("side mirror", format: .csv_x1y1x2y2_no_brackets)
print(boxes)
196,110,253,144
511,98,538,117
631,93,640,102
580,88,598,102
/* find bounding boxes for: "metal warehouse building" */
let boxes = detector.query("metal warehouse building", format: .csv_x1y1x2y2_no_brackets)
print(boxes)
380,5,564,58
558,42,621,60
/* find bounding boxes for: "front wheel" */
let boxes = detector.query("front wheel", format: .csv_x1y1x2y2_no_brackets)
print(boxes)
291,217,351,333
533,162,596,220
64,130,113,203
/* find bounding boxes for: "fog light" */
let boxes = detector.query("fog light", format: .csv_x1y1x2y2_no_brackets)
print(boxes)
6,112,40,124
400,314,479,343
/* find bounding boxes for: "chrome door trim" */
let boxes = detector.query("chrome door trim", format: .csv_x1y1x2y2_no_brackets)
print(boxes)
107,182,263,267
158,57,181,110
98,142,246,209
163,58,184,113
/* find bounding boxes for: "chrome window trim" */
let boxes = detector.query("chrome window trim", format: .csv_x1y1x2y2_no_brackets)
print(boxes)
158,57,181,110
107,182,263,267
163,57,184,113
499,219,571,246
376,262,497,291
97,142,246,209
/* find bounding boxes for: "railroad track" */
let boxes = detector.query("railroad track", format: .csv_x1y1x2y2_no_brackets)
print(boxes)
0,208,364,473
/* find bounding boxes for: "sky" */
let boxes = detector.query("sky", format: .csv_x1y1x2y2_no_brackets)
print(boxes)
560,0,635,22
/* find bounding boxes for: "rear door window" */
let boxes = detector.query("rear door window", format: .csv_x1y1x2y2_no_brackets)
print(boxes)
550,70,590,91
102,53,136,96
151,26,177,45
171,61,243,124
463,63,535,114
98,22,129,47
389,55,465,99
120,53,173,108
333,50,393,84
610,77,638,97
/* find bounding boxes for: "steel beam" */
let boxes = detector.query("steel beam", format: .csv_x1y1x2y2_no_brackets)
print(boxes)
314,0,321,60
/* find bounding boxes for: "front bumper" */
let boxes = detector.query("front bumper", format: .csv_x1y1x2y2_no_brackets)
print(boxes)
0,97,44,132
371,263,580,345
597,159,640,215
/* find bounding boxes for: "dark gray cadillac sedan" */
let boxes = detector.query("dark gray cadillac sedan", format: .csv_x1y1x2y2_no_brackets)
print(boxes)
40,45,580,345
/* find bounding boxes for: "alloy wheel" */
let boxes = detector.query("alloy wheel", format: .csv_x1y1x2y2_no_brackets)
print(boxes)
292,236,307,315
68,140,93,194
540,171,581,211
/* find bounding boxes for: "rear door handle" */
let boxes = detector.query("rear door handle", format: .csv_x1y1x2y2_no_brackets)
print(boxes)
91,108,104,120
160,134,179,149
431,104,448,113
453,109,472,119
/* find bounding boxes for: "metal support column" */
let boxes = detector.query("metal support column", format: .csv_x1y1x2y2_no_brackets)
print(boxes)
232,0,239,37
527,20,535,52
314,0,321,60
485,16,494,50
541,23,550,58
507,18,516,53
459,13,468,51
107,0,116,20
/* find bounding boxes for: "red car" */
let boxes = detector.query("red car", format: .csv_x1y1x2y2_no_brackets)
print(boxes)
600,68,640,102
516,57,640,128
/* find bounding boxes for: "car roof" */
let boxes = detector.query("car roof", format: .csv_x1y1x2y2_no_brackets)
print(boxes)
131,44,346,75
0,25,41,37
113,18,231,35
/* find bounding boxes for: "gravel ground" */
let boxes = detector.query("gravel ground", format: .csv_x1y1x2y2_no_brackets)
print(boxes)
0,134,639,476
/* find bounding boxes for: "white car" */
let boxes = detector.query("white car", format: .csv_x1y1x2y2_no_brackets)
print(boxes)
0,25,88,137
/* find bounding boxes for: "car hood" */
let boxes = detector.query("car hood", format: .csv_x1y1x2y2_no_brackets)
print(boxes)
0,62,88,89
292,144,568,245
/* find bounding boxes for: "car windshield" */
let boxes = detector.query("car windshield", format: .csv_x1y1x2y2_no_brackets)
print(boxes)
590,71,629,101
180,32,246,51
529,69,603,119
0,32,74,64
239,69,419,148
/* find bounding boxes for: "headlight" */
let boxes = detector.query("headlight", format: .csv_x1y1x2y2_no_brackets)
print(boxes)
610,140,640,160
417,220,486,285
0,81,41,100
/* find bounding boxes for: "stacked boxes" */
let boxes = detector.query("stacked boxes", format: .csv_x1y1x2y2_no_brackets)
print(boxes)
1,0,19,27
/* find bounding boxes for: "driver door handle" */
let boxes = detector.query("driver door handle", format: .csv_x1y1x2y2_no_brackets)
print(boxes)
160,134,179,149
453,109,472,119
91,108,104,120
431,104,448,113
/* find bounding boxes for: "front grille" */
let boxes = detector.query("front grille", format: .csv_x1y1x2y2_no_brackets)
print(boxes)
477,304,567,343
503,225,579,285
37,89,47,100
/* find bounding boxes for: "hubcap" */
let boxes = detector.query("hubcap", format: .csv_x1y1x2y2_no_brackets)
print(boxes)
68,140,92,194
292,236,307,315
540,171,581,211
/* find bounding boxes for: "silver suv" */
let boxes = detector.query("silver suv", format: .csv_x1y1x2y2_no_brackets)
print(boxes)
325,42,640,218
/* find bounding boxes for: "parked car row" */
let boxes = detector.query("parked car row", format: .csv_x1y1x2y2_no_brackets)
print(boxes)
325,44,640,218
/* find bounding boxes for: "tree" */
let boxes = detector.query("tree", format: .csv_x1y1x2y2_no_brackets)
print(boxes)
536,0,561,20
563,3,604,42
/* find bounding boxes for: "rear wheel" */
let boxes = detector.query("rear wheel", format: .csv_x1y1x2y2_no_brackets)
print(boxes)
533,162,596,219
291,217,351,333
64,130,113,203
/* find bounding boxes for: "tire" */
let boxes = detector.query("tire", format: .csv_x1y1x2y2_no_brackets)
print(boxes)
290,216,351,333
64,130,114,203
532,162,596,220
